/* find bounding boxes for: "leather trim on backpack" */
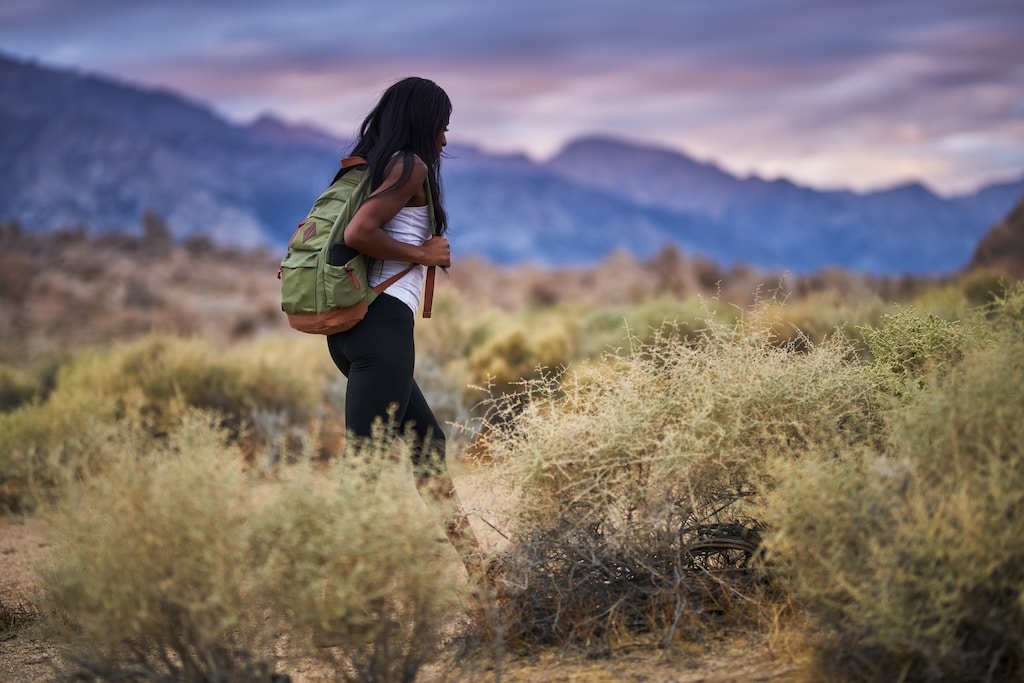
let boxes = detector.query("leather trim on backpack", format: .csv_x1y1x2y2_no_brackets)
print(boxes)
286,302,370,335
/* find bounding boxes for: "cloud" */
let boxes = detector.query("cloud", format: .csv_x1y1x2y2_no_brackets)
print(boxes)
0,0,1021,193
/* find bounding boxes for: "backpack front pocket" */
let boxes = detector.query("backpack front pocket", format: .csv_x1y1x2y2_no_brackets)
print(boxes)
323,253,370,310
279,250,321,314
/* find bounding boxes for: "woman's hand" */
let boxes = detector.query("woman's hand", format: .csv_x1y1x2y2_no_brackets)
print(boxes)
419,235,451,268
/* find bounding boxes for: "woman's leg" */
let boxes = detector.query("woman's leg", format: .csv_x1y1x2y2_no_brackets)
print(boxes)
327,295,416,442
404,381,486,582
327,295,484,580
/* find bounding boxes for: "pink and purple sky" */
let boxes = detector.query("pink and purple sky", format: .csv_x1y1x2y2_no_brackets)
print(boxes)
1,0,1022,196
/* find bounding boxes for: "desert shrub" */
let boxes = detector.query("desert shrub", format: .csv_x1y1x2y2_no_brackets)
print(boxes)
474,309,878,651
0,375,124,513
958,268,1011,307
42,410,461,682
984,280,1024,335
53,334,323,437
223,333,336,453
755,294,891,352
0,334,326,511
466,312,577,391
43,413,279,681
908,281,977,321
859,306,987,401
415,295,584,425
764,310,1024,682
577,295,737,358
0,363,40,412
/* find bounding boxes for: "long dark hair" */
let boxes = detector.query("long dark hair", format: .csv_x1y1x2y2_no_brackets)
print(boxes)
334,77,450,235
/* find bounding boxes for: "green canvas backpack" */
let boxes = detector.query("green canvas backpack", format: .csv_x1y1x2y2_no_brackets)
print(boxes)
279,155,437,335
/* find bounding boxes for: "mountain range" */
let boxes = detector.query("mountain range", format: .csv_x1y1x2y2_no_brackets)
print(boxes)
2,51,1022,275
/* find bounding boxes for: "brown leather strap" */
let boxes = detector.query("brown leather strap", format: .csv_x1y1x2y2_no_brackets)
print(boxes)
422,171,438,319
422,266,436,318
370,264,435,319
371,265,415,295
340,155,367,168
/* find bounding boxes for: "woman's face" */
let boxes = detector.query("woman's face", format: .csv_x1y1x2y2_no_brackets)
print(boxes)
437,118,449,155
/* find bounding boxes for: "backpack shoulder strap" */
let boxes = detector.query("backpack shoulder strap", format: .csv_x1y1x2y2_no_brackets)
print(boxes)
421,178,439,319
371,264,415,295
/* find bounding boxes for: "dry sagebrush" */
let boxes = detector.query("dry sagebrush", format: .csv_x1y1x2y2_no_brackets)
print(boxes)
42,411,463,682
765,287,1024,682
0,334,328,511
472,310,879,651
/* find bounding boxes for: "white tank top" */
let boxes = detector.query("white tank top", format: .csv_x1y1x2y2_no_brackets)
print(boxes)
369,204,431,315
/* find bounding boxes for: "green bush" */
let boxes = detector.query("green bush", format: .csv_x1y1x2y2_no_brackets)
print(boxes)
52,334,323,436
0,363,40,412
42,411,461,682
0,334,326,512
958,269,1011,307
578,295,737,357
754,294,890,353
765,294,1024,682
859,306,986,401
466,313,577,391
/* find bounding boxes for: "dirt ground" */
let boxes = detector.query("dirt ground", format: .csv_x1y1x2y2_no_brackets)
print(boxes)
0,514,806,683
1,515,58,683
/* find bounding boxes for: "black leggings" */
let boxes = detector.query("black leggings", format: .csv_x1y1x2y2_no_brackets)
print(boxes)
326,293,445,476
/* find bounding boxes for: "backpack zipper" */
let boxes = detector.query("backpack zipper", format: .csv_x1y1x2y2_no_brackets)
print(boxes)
345,265,361,290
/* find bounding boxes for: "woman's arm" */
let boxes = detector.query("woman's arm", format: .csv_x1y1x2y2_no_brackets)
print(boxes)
343,158,451,267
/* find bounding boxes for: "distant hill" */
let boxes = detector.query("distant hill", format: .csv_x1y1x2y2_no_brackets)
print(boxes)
2,52,1022,275
0,54,338,247
543,137,1023,273
968,194,1024,280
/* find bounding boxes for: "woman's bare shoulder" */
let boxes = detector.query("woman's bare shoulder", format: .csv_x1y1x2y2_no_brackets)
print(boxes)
369,153,426,200
385,152,428,181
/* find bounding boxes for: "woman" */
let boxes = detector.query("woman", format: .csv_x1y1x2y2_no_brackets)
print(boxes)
326,77,484,582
